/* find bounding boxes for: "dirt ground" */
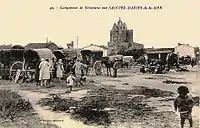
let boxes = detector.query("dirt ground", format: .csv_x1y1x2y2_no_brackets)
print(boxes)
0,65,199,128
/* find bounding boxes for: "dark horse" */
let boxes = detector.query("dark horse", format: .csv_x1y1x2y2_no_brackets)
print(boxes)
101,58,120,77
102,60,113,76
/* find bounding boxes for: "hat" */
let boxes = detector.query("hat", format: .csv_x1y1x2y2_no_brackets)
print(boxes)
177,86,189,95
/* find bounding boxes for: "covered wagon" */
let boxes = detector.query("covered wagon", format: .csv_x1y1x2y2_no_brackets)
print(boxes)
53,49,78,60
80,50,103,75
53,49,79,74
12,48,56,82
53,49,104,75
108,55,123,62
0,48,56,81
23,48,56,70
122,56,134,68
0,49,24,79
101,55,123,68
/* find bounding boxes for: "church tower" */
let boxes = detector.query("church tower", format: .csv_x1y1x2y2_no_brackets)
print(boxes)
108,18,133,55
107,18,143,56
110,18,128,43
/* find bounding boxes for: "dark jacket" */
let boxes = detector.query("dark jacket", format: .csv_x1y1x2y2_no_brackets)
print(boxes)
174,95,195,112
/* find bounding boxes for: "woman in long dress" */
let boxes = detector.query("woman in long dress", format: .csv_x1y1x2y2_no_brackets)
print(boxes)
56,59,64,80
39,58,50,86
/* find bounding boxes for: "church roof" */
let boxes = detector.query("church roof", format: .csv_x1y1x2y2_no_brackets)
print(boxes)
112,17,127,30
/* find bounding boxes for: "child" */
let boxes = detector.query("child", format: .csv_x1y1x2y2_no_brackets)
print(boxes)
66,72,76,91
174,86,195,128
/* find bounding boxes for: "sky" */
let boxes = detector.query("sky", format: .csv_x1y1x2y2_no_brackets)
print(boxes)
0,0,200,48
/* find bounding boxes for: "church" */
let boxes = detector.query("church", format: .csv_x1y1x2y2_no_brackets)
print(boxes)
107,18,144,55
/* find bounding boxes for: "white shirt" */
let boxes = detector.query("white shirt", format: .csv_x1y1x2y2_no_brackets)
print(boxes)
67,75,76,86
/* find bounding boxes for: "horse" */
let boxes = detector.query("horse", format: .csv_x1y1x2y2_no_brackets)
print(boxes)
122,61,129,68
101,59,121,77
101,60,113,76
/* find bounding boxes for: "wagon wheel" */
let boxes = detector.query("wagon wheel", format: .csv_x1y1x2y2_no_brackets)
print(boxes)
93,61,101,75
10,61,24,81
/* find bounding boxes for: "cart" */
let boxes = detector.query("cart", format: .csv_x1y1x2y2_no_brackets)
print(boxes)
0,48,56,81
80,50,103,75
0,49,24,80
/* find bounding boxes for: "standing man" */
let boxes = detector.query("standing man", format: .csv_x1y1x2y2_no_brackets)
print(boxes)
72,59,85,85
113,61,119,77
52,58,57,78
39,58,50,87
191,58,196,67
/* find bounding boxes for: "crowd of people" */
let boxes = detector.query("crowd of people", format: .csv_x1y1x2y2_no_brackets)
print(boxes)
140,57,199,74
140,59,166,74
140,64,165,74
13,55,120,90
33,58,88,91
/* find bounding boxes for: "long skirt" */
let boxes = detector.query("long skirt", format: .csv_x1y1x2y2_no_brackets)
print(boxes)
56,67,63,78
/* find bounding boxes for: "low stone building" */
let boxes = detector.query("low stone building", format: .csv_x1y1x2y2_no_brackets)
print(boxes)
145,48,174,62
25,42,59,51
174,43,195,58
81,44,108,56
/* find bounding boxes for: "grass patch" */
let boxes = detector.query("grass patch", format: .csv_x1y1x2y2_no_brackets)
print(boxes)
163,79,192,84
0,90,32,121
0,89,59,128
38,86,174,126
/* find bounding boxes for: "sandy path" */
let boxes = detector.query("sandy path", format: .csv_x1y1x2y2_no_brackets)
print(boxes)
0,82,96,128
18,90,98,128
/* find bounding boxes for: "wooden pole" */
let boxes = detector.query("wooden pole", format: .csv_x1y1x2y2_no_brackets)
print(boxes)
77,36,78,49
46,37,48,43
